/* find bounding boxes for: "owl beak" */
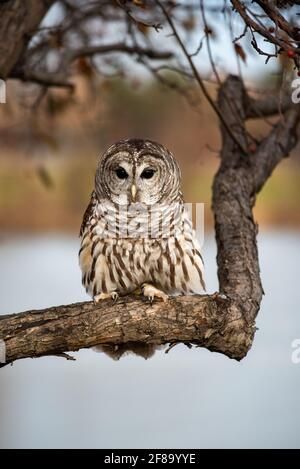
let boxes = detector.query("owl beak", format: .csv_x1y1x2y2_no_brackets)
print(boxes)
131,184,137,202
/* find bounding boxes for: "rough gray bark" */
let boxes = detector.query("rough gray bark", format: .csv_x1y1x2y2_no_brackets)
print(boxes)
0,75,299,366
0,295,253,365
0,0,54,79
214,76,299,324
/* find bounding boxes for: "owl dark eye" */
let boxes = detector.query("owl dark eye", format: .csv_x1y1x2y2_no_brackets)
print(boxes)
115,167,128,179
141,168,155,179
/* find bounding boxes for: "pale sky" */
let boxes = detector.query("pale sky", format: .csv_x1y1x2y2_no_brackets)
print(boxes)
43,0,287,86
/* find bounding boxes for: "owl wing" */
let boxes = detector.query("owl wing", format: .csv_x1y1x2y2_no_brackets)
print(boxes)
79,191,99,296
174,213,205,295
79,191,97,237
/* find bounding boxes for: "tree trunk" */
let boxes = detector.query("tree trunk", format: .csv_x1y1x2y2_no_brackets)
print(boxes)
0,0,54,79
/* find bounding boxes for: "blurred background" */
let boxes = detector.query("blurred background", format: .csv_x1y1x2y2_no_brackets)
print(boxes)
0,0,300,449
1,74,299,232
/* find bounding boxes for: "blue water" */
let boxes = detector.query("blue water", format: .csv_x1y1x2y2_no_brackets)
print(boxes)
0,232,299,448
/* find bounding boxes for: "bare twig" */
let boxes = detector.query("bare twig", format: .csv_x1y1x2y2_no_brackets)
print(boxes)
254,0,300,43
155,0,248,154
200,0,221,84
64,43,173,63
231,0,300,67
10,68,75,89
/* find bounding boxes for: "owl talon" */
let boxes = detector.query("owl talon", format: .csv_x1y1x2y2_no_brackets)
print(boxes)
142,284,168,303
94,291,119,304
111,292,119,303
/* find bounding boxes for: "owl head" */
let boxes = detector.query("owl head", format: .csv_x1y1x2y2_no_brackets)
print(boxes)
95,138,182,205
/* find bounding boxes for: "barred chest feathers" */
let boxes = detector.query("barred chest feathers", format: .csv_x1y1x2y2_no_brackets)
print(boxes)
79,197,205,299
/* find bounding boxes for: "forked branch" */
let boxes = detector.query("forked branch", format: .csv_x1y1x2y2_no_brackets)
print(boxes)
1,76,299,366
0,2,300,366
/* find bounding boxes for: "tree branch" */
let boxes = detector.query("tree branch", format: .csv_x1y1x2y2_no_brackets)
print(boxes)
0,294,254,367
230,0,300,63
0,0,54,79
64,43,173,63
1,76,299,367
10,68,75,90
252,106,300,191
246,93,293,118
254,0,300,43
155,0,247,154
213,76,263,319
213,75,299,322
10,43,173,88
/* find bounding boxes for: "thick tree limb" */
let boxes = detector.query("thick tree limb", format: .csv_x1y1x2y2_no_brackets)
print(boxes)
214,77,299,317
213,76,263,323
0,0,54,79
252,106,300,191
0,75,299,367
246,94,292,118
0,295,254,366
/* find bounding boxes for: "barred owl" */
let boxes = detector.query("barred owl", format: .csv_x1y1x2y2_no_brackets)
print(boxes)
79,139,205,303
